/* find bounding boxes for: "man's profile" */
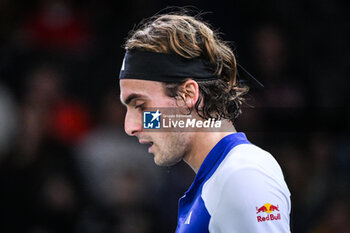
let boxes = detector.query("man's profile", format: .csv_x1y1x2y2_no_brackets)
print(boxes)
119,12,291,233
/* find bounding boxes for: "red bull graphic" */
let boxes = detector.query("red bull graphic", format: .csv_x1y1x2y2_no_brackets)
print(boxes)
256,205,268,214
256,203,281,222
269,204,279,212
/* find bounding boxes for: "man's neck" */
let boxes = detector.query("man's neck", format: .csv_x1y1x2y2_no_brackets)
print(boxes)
183,124,236,173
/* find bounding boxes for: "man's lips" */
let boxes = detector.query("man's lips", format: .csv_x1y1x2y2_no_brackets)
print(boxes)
139,139,153,145
139,139,154,153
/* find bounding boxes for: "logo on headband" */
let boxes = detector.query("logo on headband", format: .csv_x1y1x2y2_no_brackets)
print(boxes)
121,58,126,71
143,110,161,129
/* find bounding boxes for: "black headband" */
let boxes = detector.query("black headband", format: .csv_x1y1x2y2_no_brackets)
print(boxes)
119,50,263,87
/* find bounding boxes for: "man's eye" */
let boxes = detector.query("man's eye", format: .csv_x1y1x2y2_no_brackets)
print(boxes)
135,103,145,110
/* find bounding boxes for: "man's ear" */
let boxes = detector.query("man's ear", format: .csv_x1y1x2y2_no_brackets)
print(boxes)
180,79,199,108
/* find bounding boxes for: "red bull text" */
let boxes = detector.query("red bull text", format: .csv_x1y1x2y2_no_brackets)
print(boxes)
256,203,281,222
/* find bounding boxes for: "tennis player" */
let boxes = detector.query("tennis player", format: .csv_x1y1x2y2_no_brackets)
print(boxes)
119,12,291,233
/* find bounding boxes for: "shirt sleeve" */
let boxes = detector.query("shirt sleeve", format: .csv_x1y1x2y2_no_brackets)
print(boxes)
207,167,291,233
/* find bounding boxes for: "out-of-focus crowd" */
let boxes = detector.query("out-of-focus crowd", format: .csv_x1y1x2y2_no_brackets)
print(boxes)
0,0,349,232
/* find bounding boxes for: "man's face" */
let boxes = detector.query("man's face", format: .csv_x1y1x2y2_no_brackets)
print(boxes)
120,79,191,166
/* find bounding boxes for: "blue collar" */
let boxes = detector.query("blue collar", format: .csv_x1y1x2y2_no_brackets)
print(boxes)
185,132,251,197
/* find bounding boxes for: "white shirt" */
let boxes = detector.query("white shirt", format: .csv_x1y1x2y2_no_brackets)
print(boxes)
175,133,291,233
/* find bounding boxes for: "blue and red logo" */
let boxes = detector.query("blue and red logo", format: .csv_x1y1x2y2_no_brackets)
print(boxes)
143,110,161,129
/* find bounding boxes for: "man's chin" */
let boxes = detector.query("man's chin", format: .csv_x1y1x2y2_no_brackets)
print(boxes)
154,155,181,167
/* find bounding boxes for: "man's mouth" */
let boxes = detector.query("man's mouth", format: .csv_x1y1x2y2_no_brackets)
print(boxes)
139,139,153,145
139,139,154,152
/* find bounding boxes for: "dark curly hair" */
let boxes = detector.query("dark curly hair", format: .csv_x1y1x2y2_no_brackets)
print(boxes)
124,12,249,124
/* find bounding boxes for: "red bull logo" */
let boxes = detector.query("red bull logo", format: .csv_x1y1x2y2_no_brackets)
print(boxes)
256,203,281,222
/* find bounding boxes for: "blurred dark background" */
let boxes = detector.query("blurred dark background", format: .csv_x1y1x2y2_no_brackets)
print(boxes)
0,0,349,232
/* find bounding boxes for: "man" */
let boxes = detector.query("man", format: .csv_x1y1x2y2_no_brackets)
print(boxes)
119,13,291,233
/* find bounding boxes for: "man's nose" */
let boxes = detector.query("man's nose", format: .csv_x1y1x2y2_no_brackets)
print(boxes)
124,111,142,136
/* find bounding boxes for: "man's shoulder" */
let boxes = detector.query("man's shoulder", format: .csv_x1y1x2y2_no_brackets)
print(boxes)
201,143,289,213
215,143,282,177
201,143,291,232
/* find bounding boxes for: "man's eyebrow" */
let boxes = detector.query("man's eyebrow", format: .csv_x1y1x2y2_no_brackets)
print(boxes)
122,93,144,105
